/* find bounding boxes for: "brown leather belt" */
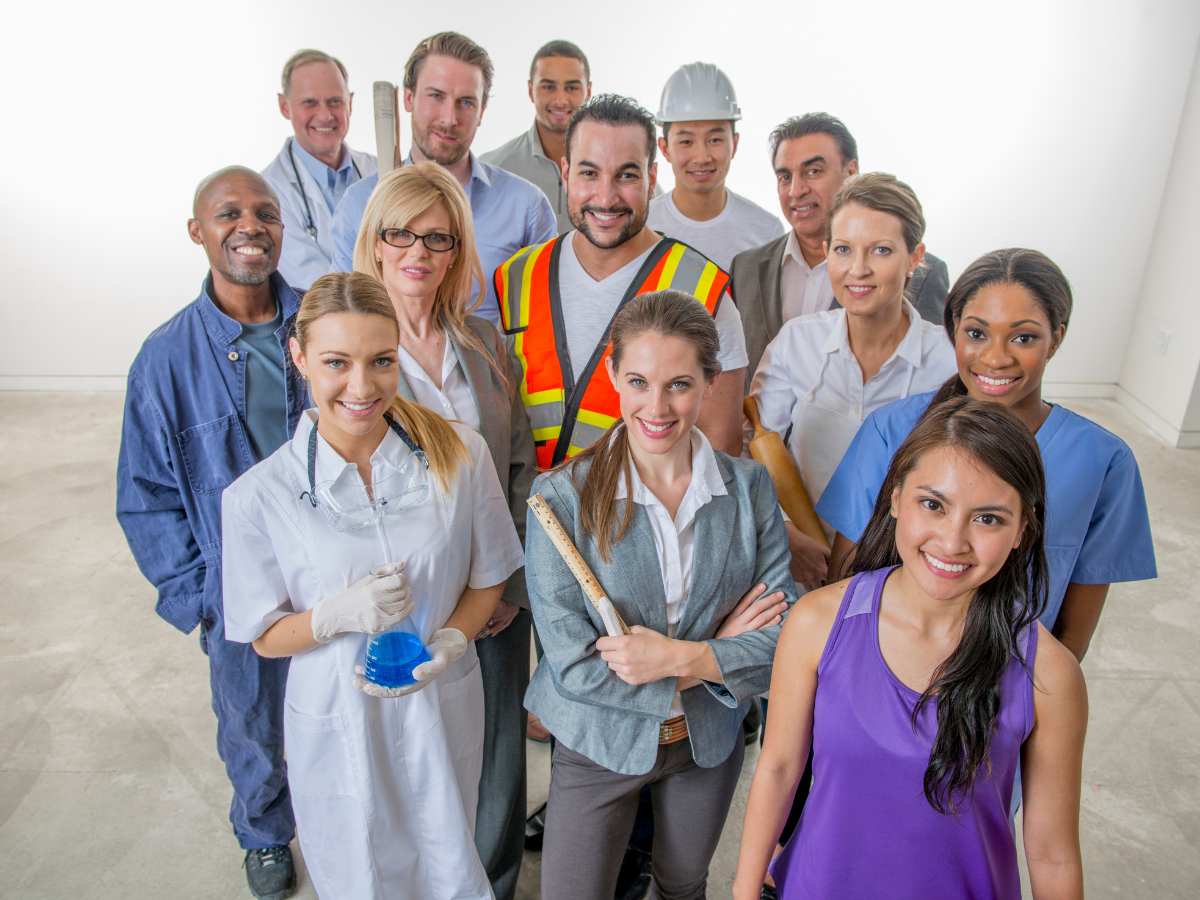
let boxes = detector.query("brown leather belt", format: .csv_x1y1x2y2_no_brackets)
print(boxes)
658,715,688,745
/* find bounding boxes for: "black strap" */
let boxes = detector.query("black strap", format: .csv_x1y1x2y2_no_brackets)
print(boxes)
300,412,425,508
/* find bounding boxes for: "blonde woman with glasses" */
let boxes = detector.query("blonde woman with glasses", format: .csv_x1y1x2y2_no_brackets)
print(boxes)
353,161,537,898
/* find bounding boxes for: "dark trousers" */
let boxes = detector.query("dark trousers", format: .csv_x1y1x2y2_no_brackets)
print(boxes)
199,610,294,850
541,739,745,900
475,608,532,900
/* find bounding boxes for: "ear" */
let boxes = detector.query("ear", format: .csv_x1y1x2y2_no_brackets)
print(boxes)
559,155,570,183
908,242,926,278
889,485,901,519
821,239,829,258
647,160,657,196
657,135,670,162
1013,518,1027,551
187,218,203,246
346,92,354,117
527,81,535,104
730,131,740,158
1047,324,1067,360
277,93,290,120
605,354,618,390
373,235,385,264
289,336,307,377
847,159,859,176
403,87,415,113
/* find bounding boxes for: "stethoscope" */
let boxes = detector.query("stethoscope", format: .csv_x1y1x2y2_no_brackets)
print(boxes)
300,412,427,510
287,137,363,239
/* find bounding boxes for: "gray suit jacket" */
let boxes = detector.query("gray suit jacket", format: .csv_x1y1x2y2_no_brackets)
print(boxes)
523,451,796,775
396,315,537,608
730,234,951,387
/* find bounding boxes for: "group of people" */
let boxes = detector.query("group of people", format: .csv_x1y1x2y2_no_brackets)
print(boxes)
115,28,1158,900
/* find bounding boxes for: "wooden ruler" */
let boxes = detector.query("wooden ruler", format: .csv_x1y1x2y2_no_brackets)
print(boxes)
527,493,629,636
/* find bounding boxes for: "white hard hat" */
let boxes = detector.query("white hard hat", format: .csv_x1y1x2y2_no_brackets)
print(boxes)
656,62,741,124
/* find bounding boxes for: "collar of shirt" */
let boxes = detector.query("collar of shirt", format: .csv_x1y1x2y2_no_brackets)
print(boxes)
198,272,299,347
613,428,728,532
781,229,825,275
524,122,551,161
820,299,928,369
290,408,423,499
293,139,353,183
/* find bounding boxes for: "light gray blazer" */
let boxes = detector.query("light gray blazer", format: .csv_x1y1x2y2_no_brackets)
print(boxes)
523,451,796,776
396,315,537,608
730,234,951,388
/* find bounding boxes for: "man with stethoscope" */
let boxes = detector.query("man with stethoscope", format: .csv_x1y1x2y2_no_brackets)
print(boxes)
263,48,377,290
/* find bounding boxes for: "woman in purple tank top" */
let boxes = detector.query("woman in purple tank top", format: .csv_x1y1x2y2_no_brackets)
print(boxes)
734,397,1088,900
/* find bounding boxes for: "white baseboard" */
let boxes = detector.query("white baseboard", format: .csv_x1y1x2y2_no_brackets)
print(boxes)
1115,387,1200,448
1042,381,1117,400
0,375,126,391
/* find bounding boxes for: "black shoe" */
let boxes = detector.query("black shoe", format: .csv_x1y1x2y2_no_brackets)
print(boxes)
524,802,547,852
742,702,762,746
244,845,296,900
613,846,652,900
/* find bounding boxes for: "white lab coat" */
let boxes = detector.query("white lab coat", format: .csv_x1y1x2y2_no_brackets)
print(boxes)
262,138,377,290
222,411,522,900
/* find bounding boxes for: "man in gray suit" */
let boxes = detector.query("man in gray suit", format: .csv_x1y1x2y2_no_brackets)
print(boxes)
731,112,950,383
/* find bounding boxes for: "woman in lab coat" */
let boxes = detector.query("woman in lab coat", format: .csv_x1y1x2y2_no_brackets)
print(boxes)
221,271,523,899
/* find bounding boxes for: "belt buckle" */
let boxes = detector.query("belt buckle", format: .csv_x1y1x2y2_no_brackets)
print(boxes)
658,715,688,745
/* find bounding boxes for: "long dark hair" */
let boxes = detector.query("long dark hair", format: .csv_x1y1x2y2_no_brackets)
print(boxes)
930,248,1073,407
853,396,1048,814
565,290,721,561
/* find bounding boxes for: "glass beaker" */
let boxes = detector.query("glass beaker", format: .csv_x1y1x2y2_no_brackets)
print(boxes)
361,631,432,689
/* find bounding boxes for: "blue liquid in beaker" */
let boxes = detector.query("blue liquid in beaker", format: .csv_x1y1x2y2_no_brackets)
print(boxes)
362,632,432,688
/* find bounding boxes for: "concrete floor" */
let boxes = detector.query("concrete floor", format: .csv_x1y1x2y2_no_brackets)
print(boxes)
0,393,1196,898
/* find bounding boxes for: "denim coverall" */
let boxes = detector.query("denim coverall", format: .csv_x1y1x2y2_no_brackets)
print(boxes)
116,272,305,850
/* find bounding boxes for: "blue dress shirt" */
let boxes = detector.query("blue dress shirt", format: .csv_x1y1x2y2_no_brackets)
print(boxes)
816,390,1157,628
292,140,359,213
330,154,556,325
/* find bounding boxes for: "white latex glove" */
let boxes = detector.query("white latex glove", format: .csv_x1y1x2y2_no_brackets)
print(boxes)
310,562,412,644
353,628,468,698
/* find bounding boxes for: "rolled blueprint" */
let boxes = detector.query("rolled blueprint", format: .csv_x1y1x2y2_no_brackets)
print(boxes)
373,81,401,175
744,396,829,549
527,493,629,637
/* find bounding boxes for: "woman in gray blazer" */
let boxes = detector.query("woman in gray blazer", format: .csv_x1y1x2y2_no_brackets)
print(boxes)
353,162,536,900
526,291,796,900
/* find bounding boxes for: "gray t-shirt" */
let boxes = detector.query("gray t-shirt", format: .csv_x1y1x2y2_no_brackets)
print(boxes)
557,233,749,377
234,304,288,459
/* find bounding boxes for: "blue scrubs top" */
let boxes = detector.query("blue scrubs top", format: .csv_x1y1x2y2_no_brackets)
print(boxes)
816,390,1157,627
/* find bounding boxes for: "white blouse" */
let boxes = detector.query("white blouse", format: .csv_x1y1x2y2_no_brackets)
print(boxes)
751,301,956,520
615,429,728,717
397,338,481,432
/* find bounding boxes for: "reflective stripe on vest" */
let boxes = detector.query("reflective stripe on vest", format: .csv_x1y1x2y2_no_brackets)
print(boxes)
496,236,729,470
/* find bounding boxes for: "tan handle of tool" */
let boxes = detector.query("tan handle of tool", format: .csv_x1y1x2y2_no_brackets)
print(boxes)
372,82,401,175
527,494,629,633
743,396,829,549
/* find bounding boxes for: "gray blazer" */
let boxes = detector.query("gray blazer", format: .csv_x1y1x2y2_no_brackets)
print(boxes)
730,234,951,387
523,451,796,776
396,315,537,608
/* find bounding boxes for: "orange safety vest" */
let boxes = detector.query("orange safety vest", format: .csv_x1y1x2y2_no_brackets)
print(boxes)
495,235,730,470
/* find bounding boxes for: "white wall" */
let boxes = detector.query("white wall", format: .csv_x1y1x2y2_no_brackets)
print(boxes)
3,0,1199,392
1119,40,1200,447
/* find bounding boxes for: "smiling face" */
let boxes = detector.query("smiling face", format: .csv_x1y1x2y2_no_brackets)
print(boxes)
827,202,924,320
374,200,457,312
891,445,1025,604
405,55,486,167
290,311,400,450
953,282,1062,409
658,120,738,196
774,132,857,242
606,330,713,459
278,61,352,167
529,55,590,135
188,172,282,289
564,120,656,249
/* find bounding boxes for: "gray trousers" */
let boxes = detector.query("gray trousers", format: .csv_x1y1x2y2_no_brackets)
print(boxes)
540,736,745,900
475,607,532,900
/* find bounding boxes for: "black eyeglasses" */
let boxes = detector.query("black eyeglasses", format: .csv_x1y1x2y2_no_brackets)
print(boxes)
379,227,459,253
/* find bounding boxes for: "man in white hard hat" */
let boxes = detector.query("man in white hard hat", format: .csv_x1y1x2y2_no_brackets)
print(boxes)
482,40,592,233
647,62,782,271
263,49,377,290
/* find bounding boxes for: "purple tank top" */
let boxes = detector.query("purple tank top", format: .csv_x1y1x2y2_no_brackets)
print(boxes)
770,566,1037,900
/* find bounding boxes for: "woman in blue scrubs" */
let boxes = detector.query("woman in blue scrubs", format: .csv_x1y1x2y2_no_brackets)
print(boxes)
818,248,1156,660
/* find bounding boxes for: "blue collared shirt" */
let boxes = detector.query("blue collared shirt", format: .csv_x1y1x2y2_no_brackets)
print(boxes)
816,390,1157,628
330,154,556,325
116,272,308,634
292,140,359,213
